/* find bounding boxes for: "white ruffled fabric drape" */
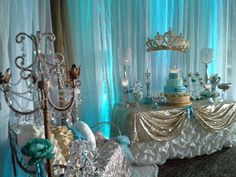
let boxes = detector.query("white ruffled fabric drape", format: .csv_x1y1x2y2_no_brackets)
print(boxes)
130,119,236,165
0,1,52,176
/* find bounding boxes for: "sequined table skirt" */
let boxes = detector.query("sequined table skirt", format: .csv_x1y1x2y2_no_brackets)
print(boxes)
112,101,236,165
95,140,131,177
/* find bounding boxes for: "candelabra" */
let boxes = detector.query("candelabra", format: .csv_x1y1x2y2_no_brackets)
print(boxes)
145,69,151,98
120,48,131,106
200,48,213,84
122,64,129,105
0,31,81,177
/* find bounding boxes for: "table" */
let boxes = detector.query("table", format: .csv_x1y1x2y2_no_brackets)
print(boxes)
112,101,236,165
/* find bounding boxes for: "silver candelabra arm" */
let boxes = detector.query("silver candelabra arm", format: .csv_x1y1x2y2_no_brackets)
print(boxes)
4,92,40,115
0,69,39,115
48,88,75,112
15,33,38,69
15,32,55,70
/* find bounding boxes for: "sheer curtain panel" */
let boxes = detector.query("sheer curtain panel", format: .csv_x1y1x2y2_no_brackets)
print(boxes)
0,0,52,176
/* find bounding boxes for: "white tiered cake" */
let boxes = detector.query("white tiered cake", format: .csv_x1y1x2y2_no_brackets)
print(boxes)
164,67,192,106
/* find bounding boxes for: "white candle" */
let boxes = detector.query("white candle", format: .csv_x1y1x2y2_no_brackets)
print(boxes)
204,84,211,90
124,59,129,65
122,79,129,87
170,66,179,73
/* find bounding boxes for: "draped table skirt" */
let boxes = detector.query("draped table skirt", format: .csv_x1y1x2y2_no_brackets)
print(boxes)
112,101,236,165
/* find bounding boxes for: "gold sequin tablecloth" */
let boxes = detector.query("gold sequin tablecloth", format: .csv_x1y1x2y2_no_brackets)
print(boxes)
112,101,236,165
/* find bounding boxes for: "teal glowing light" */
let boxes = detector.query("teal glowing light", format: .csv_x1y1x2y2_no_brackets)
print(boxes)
66,0,222,139
208,0,218,76
150,0,172,90
99,2,115,138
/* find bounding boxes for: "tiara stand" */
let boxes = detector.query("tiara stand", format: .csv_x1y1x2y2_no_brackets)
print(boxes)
146,28,190,52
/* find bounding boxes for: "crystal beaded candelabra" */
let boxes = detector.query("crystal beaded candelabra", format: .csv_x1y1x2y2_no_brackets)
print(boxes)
0,31,81,177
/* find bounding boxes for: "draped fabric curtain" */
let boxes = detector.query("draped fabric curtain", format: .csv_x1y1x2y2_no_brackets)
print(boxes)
0,1,11,175
50,0,75,69
65,0,236,136
0,0,235,176
0,0,52,176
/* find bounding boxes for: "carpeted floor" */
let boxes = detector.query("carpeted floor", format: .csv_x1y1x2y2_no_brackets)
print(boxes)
158,147,236,177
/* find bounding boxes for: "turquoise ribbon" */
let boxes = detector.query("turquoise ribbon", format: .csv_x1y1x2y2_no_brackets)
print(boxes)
66,123,85,140
114,135,135,163
35,161,47,177
21,138,55,177
114,135,130,145
184,105,195,119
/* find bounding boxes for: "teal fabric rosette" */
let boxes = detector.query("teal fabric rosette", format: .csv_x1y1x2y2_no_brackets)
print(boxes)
21,138,55,165
21,138,55,177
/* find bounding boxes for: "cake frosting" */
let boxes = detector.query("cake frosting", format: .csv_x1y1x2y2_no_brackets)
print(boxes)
164,67,191,106
164,73,186,95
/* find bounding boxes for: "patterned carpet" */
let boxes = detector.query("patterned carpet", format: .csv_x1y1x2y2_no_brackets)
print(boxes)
158,147,236,177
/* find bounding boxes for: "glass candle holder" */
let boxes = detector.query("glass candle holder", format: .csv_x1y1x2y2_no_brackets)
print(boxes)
200,48,213,84
217,83,231,101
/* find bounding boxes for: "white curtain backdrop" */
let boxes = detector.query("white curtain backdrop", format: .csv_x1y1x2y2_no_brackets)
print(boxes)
0,0,52,176
67,0,236,136
1,0,236,175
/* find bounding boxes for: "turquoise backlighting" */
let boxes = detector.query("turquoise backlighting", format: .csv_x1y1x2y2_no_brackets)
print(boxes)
100,1,115,138
150,0,172,91
208,0,219,76
67,0,225,138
